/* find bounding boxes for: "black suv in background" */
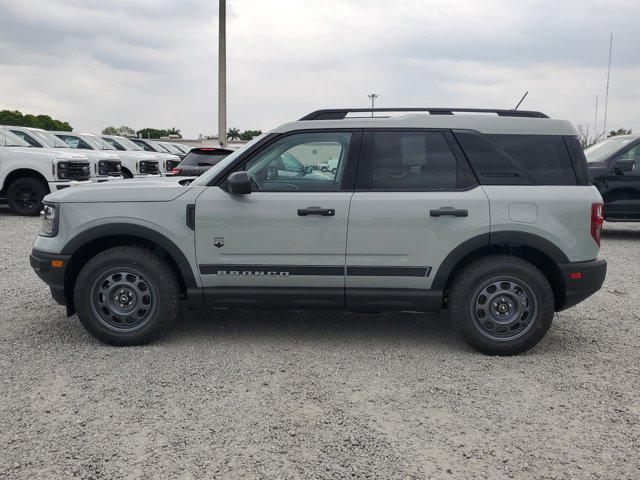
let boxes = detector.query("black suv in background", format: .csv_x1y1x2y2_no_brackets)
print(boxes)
172,147,234,176
586,135,640,221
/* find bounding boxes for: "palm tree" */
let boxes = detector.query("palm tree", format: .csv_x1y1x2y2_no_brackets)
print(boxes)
227,127,241,140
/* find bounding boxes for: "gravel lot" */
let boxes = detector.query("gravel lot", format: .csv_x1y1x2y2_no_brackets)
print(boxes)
1,205,639,479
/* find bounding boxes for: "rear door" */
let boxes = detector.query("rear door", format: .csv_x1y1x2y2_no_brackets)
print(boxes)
194,130,361,308
345,129,490,311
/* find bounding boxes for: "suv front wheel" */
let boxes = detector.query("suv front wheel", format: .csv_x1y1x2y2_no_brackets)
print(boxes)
449,255,554,356
74,246,180,345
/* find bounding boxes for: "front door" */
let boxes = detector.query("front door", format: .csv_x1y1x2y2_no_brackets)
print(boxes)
194,130,361,308
345,129,490,311
605,142,640,219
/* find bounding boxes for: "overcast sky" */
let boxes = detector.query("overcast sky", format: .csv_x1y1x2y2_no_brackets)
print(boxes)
0,0,638,138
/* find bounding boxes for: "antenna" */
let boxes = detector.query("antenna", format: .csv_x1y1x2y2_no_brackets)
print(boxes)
514,91,528,110
594,94,599,135
602,33,613,134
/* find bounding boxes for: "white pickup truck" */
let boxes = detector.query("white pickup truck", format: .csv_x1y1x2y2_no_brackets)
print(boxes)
6,126,123,182
101,135,178,176
0,127,91,215
53,132,161,179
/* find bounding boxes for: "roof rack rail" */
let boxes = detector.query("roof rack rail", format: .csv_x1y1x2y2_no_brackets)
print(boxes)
299,108,549,121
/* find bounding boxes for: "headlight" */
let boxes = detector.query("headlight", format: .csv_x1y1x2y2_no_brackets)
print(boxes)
55,161,70,179
40,203,59,237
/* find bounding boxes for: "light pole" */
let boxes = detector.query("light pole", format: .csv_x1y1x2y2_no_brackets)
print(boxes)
367,93,379,117
218,0,227,146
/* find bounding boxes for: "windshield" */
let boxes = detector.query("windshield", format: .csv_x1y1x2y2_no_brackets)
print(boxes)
191,134,267,186
84,134,115,150
115,136,144,151
0,128,32,147
159,142,180,154
585,137,637,163
171,143,189,154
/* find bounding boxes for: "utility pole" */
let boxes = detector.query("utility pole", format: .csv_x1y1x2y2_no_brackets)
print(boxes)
602,33,613,135
218,0,227,146
367,93,379,117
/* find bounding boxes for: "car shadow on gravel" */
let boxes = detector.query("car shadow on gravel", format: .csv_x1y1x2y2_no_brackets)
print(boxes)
602,226,640,241
165,307,457,349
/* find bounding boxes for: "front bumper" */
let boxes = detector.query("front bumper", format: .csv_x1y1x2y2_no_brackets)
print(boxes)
29,249,71,307
557,259,607,311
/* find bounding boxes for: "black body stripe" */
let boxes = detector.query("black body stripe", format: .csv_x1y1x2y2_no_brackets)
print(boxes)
346,266,431,277
199,264,432,277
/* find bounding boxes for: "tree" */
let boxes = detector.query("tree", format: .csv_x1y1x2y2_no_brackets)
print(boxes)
102,125,136,136
576,123,605,149
227,127,241,140
239,129,262,141
136,127,182,139
0,109,72,131
608,128,632,137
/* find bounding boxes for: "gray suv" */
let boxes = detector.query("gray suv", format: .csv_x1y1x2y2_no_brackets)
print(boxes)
29,108,607,355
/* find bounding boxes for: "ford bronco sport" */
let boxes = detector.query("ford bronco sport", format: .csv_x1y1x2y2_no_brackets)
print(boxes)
29,108,607,355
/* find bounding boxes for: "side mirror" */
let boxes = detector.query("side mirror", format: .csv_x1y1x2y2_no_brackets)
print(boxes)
614,159,635,173
227,171,251,194
306,166,313,174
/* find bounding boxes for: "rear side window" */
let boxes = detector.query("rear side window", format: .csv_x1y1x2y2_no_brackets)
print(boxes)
181,149,231,166
357,130,476,190
564,136,591,185
455,132,577,185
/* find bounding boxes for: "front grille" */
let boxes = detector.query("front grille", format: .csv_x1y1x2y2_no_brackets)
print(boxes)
139,160,159,175
58,161,91,181
98,160,122,176
165,159,181,171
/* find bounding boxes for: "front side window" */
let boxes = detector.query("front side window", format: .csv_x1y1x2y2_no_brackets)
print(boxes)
617,144,640,176
131,139,155,152
358,131,473,190
56,134,93,150
102,137,126,151
10,130,42,147
243,132,352,192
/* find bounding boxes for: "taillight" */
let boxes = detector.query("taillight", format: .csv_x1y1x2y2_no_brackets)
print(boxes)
591,203,604,246
172,168,181,176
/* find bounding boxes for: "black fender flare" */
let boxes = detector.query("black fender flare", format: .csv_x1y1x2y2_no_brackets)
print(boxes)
431,230,569,290
60,223,197,288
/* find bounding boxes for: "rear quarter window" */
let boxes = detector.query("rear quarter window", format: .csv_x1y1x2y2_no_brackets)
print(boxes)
455,132,578,185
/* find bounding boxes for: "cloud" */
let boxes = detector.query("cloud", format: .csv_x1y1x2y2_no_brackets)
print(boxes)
0,0,638,137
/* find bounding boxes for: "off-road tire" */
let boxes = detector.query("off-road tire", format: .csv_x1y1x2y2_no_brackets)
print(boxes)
449,255,554,356
6,177,48,216
74,246,179,345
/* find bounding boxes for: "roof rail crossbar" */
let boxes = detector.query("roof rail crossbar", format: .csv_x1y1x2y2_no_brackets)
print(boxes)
299,108,549,121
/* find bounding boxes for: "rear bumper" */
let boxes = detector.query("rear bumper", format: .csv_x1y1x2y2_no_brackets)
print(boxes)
29,248,71,307
557,259,607,311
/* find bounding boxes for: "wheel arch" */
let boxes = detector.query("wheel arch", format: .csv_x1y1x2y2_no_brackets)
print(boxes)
433,231,568,311
61,224,198,313
2,168,50,193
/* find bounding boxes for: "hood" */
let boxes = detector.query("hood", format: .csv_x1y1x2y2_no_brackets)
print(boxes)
45,177,193,203
5,146,89,161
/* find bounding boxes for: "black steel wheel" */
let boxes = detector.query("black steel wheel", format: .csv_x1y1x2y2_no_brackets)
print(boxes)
6,177,47,216
90,267,158,332
74,246,179,345
449,255,554,355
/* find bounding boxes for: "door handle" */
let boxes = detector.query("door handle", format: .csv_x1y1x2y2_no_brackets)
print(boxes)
298,206,335,216
430,207,468,217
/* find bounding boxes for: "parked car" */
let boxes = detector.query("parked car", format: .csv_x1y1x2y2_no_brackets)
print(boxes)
6,126,123,182
126,138,182,175
167,142,192,155
54,132,160,179
29,107,606,355
172,147,234,176
1,127,91,215
586,134,640,221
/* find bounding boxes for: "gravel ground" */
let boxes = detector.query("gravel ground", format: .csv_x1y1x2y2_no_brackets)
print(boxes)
1,205,639,479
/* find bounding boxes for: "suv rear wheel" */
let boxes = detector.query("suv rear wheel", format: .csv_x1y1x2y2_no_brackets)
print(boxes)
449,255,554,355
6,177,47,216
74,246,179,345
